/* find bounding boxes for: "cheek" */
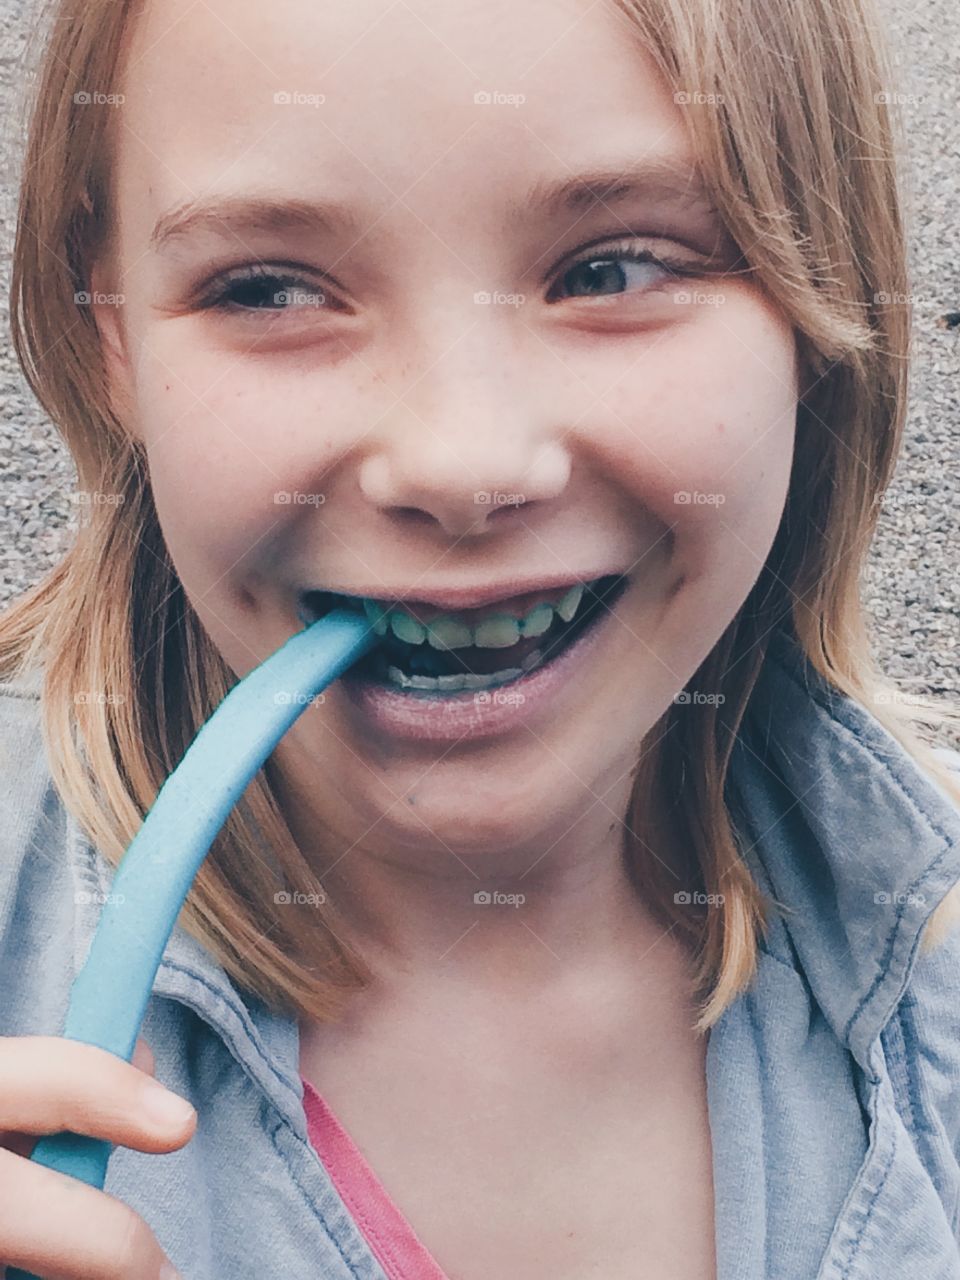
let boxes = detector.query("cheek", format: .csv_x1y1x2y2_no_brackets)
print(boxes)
135,332,364,482
583,309,797,557
130,348,295,580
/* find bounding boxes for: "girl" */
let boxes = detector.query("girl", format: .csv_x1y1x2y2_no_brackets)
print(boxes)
1,0,959,1277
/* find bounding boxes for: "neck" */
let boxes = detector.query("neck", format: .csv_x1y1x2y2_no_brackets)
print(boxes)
276,769,693,1005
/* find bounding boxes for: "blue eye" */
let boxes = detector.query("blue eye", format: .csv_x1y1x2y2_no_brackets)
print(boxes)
549,244,695,302
203,265,338,313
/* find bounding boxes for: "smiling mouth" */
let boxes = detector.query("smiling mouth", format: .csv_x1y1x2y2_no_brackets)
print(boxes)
298,573,630,693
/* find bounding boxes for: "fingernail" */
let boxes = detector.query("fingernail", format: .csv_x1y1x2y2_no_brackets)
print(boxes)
141,1082,195,1127
160,1261,183,1280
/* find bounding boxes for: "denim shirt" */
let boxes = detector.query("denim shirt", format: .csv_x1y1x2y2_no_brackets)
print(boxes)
2,625,960,1280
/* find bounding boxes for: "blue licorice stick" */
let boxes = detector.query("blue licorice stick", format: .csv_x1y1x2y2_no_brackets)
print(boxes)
8,608,376,1278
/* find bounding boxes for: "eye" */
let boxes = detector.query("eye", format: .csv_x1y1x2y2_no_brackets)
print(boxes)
199,264,344,315
547,240,698,302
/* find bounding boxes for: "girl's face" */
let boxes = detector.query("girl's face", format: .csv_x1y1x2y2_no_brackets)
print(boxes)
94,0,798,867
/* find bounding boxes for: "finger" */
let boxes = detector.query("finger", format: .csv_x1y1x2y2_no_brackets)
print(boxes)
0,1142,180,1280
0,1037,195,1154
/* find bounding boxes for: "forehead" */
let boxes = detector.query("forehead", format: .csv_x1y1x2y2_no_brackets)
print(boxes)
114,0,703,230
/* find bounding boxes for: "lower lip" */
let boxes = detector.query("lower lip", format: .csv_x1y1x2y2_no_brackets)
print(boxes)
339,591,624,743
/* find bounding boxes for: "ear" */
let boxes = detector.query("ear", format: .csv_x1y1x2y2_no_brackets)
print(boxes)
88,258,142,442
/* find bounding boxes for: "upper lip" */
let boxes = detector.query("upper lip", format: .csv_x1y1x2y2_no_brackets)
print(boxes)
301,571,624,613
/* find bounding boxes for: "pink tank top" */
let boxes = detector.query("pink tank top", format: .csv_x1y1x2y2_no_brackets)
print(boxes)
301,1075,451,1279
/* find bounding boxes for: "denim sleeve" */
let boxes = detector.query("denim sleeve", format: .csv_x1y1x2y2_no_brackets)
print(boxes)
890,742,960,1239
0,679,78,1035
891,912,960,1236
0,681,51,941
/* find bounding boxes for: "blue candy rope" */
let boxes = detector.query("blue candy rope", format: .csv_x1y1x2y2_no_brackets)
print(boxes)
7,608,376,1280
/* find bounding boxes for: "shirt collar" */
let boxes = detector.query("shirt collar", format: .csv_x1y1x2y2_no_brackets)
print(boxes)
731,625,960,1066
67,625,960,1106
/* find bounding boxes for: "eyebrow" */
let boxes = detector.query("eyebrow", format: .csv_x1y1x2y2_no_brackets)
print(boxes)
515,155,716,220
150,155,717,253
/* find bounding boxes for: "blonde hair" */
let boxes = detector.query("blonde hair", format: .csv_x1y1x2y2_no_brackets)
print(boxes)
3,0,959,1034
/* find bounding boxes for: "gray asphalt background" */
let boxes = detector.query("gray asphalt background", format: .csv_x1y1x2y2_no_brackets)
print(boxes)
0,0,956,719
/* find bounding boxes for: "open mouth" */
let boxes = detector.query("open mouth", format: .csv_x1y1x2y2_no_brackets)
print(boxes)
298,573,630,696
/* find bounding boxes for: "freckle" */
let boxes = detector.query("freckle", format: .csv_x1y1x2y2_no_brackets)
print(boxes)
717,422,725,434
165,385,170,391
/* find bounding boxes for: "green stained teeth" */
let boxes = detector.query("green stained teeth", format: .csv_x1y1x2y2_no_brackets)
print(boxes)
362,598,391,635
555,583,584,623
519,603,555,638
361,580,591,649
389,611,428,644
473,614,521,648
426,617,474,650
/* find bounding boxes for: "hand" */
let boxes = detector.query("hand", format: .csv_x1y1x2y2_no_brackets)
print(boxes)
0,1035,193,1279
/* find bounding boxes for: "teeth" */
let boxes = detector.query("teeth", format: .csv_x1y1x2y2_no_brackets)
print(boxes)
385,664,524,692
362,599,391,635
389,612,428,645
518,603,555,638
381,638,552,694
555,583,584,623
472,615,521,648
426,616,475,651
353,578,599,651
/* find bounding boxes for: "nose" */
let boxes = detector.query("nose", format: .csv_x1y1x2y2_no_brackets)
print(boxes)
357,338,572,540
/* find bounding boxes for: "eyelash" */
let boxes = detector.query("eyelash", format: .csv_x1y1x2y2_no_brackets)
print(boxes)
198,240,702,317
